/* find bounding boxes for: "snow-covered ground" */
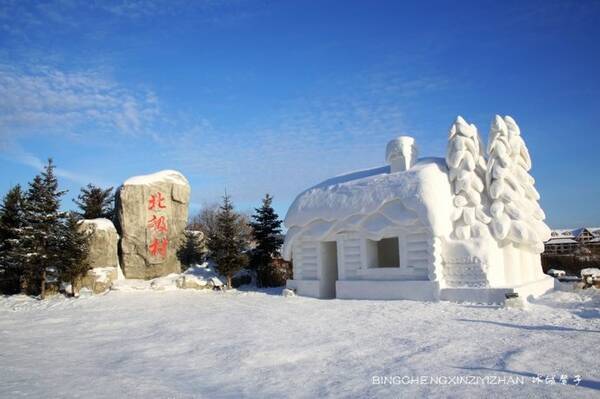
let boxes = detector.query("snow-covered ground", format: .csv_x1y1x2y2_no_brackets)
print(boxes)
1,285,599,398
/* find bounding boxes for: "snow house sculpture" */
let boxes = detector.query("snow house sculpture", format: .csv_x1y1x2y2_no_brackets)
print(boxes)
282,115,554,303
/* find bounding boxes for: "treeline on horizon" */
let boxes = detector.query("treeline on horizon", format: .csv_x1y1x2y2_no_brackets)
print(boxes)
0,159,289,298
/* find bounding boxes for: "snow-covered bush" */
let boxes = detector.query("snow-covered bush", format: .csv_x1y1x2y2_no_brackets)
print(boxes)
446,116,490,239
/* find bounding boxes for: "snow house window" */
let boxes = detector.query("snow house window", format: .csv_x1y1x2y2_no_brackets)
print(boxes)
366,237,400,268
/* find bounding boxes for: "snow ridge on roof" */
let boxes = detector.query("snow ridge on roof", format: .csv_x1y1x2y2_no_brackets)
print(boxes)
282,158,453,259
545,238,577,245
549,227,600,239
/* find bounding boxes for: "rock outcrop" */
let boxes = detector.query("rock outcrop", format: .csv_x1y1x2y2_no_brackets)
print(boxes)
176,274,208,290
117,170,190,279
80,267,118,294
77,219,120,293
79,218,119,269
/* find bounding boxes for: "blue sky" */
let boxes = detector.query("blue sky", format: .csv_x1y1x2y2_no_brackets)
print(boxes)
0,0,599,228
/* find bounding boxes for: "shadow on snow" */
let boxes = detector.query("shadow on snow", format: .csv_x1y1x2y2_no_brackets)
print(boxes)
456,318,600,334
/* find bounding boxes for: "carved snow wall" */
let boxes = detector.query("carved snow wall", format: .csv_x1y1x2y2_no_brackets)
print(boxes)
283,115,554,303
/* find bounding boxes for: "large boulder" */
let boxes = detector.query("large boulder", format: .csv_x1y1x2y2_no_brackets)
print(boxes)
80,267,118,294
77,219,120,294
79,218,119,269
117,170,190,279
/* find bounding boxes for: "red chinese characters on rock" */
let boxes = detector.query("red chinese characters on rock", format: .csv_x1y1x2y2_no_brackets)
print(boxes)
147,215,168,233
148,192,166,211
149,237,168,257
147,192,168,259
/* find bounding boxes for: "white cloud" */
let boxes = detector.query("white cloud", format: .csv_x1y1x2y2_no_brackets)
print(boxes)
0,63,159,186
0,64,158,138
0,55,449,209
0,0,265,37
163,68,449,205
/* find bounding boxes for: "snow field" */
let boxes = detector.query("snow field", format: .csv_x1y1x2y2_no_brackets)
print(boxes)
1,285,599,398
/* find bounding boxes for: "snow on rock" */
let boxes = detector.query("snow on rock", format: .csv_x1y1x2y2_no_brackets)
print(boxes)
177,263,223,289
580,269,600,287
580,268,600,278
209,277,224,288
123,169,189,186
80,267,118,294
183,262,221,280
111,262,223,292
176,274,208,290
80,218,117,231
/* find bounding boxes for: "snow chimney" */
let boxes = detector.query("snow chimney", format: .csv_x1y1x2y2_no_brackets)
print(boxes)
386,136,418,173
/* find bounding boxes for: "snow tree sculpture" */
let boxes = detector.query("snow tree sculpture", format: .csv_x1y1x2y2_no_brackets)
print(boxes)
485,115,549,252
504,116,550,252
446,116,490,239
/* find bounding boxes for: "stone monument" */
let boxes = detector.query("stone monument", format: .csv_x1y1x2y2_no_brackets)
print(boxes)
117,170,190,279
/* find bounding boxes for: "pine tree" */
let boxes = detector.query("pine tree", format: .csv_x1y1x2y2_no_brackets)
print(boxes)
73,184,114,219
177,230,205,270
250,194,283,286
57,212,90,296
0,185,25,293
207,194,248,288
17,159,67,298
446,116,490,239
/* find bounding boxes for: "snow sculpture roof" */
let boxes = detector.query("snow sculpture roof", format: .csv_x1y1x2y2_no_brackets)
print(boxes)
282,157,453,259
124,170,189,186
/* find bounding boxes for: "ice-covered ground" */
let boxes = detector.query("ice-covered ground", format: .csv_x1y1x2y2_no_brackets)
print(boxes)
1,285,599,398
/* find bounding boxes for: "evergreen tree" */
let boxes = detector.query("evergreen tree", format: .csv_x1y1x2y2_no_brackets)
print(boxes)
73,184,114,219
177,230,205,270
0,185,25,293
207,194,248,288
249,194,283,286
57,212,90,296
17,159,66,298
